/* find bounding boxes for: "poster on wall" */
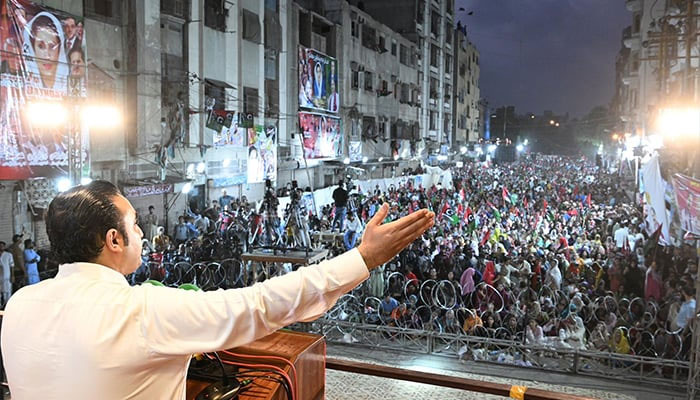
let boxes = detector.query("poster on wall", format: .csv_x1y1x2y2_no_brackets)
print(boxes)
0,0,88,179
672,173,700,236
206,110,246,147
349,141,362,162
299,112,342,159
247,124,277,183
298,46,339,113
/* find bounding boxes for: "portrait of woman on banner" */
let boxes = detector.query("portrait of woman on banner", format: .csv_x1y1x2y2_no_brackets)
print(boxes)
21,11,70,94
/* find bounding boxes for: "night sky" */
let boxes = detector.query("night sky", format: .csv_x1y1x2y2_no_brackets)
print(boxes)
455,0,630,117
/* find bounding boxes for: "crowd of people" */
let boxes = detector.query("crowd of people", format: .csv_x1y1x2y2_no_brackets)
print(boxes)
1,154,697,363
317,154,697,360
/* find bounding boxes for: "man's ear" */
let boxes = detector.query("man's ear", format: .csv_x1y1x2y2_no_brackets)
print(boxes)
105,228,121,252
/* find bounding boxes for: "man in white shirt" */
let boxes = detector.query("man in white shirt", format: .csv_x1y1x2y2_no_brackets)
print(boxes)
343,213,363,250
1,180,435,399
614,221,629,249
0,241,13,306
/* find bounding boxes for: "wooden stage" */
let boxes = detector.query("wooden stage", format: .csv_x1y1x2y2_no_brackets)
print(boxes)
241,248,329,265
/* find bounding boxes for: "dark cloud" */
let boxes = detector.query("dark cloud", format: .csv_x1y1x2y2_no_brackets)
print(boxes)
456,0,629,116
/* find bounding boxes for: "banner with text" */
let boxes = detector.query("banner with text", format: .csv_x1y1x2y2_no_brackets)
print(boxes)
247,124,277,183
0,0,88,178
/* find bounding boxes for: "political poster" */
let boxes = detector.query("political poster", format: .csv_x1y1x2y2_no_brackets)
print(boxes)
206,110,246,147
349,141,362,162
0,0,88,178
298,46,339,113
299,112,342,159
247,124,277,183
672,173,700,236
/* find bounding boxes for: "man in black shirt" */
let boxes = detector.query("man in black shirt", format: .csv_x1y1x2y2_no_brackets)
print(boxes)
331,181,348,232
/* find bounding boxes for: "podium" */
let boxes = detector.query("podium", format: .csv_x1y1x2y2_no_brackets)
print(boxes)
187,330,325,400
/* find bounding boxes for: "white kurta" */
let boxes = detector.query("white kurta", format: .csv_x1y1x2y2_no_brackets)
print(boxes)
1,249,369,399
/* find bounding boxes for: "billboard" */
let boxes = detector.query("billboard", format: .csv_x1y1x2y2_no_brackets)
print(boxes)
298,46,338,113
247,124,277,183
672,173,700,236
299,112,342,159
0,0,88,179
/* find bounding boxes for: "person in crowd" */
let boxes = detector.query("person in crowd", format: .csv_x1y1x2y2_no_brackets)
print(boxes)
143,205,158,244
380,294,399,318
23,239,40,285
8,234,24,289
0,241,14,306
331,180,348,232
675,285,696,331
173,215,188,245
343,213,362,250
152,227,170,252
218,190,233,210
1,180,434,398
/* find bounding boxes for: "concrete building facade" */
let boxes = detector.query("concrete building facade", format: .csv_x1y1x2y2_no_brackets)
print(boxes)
452,23,480,145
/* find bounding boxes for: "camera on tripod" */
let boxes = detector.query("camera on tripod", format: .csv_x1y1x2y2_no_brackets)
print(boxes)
290,180,301,202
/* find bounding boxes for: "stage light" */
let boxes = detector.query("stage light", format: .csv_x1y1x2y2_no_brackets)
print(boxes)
523,139,529,146
516,144,524,152
56,178,71,192
81,105,121,128
656,107,700,139
28,102,68,126
182,182,193,194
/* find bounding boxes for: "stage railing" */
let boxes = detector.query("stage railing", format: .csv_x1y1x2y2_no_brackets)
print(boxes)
292,318,690,391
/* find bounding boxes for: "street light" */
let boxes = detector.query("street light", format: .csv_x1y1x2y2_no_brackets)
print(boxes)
27,102,68,126
656,107,700,139
555,122,560,127
549,120,555,125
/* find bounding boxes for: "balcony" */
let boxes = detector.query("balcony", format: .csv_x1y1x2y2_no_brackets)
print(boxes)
626,0,641,12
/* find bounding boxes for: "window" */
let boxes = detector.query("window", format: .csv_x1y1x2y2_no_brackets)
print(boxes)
399,44,409,65
430,44,439,67
364,71,373,91
444,114,450,133
242,9,261,43
264,50,277,80
265,0,278,12
362,25,377,50
161,0,187,19
84,0,122,24
429,77,438,99
400,83,410,103
444,84,451,102
204,0,227,31
378,35,386,52
351,70,359,89
205,81,226,110
391,41,397,56
351,20,360,38
459,62,466,76
244,87,259,115
445,54,452,74
459,115,466,129
445,21,452,45
430,11,440,37
429,111,437,130
417,0,425,24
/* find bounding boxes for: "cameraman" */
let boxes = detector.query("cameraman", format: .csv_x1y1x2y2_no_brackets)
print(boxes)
331,180,348,232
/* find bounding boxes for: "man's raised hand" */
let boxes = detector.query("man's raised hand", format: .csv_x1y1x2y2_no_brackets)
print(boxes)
357,203,435,270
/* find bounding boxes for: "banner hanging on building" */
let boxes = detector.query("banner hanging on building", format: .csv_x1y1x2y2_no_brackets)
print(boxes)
247,124,276,183
299,112,342,159
672,173,700,236
298,46,339,113
206,110,246,147
0,0,88,179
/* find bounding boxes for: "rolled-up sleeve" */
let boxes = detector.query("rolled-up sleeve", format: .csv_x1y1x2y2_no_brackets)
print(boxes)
138,248,369,355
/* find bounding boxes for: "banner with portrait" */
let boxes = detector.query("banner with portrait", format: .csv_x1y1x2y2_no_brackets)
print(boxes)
206,110,246,147
298,46,339,113
672,173,700,236
247,124,277,184
349,141,362,162
299,112,342,159
0,0,88,179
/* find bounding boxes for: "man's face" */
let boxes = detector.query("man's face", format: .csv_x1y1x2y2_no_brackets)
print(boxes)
0,243,4,252
113,195,143,274
64,18,76,39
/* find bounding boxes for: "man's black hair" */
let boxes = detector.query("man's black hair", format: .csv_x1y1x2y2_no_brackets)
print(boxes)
682,285,696,298
46,180,129,264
